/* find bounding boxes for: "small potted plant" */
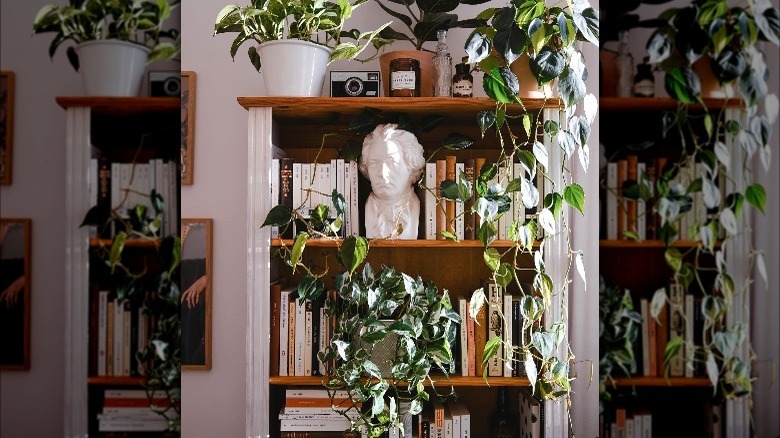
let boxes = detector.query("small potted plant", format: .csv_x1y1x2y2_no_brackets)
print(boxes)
374,0,491,96
32,0,181,96
213,0,391,97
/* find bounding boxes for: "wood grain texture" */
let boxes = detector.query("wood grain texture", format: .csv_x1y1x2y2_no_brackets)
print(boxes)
610,377,712,387
56,97,179,114
269,375,531,387
600,97,743,112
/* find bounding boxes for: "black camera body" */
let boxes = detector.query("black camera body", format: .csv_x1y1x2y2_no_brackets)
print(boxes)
148,71,182,97
330,71,380,97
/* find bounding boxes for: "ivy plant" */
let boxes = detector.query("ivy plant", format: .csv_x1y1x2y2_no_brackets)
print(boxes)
628,0,779,403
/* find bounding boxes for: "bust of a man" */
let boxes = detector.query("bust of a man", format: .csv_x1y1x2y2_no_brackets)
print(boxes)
360,124,425,239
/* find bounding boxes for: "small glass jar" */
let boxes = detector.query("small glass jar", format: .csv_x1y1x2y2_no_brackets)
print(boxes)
389,58,420,97
452,62,473,97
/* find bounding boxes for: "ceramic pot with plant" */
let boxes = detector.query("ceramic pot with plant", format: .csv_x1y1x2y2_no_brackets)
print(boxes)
375,0,491,96
214,0,391,97
33,0,180,96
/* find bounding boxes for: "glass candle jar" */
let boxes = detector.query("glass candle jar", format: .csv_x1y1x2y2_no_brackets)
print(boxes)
389,58,420,97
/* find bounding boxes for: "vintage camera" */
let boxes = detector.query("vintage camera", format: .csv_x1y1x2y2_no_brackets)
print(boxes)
148,71,181,97
330,71,380,97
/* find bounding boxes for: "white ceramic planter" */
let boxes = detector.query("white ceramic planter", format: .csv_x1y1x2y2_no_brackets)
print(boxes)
257,40,331,96
75,40,150,96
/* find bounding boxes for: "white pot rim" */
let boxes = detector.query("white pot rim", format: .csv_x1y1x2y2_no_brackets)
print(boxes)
258,39,332,54
76,39,151,54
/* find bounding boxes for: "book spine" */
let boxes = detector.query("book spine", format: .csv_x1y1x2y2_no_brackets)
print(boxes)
466,299,476,376
503,294,513,377
487,284,503,376
655,292,669,377
685,293,694,378
350,161,359,237
289,300,296,375
107,300,115,376
280,288,290,376
655,157,669,234
318,306,327,376
295,298,306,376
122,301,131,376
310,299,320,376
511,298,520,377
647,299,657,377
272,158,280,239
645,163,657,239
464,158,476,240
637,162,646,240
137,306,147,375
456,162,464,240
426,163,437,240
436,160,446,240
474,157,487,229
617,159,628,239
97,290,109,376
474,292,487,377
607,162,618,239
281,158,294,238
113,298,124,376
270,281,282,376
669,284,685,376
459,299,469,376
445,156,456,236
640,298,650,376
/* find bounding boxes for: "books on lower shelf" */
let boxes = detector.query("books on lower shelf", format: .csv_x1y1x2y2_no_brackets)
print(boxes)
98,389,177,432
91,288,150,377
601,402,723,438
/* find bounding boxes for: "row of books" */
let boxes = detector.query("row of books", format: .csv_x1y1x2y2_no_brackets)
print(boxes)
270,280,533,379
600,403,723,438
280,389,361,435
630,284,705,378
272,158,360,239
270,156,546,241
97,389,176,432
88,158,180,238
423,157,545,241
604,155,725,241
91,290,149,377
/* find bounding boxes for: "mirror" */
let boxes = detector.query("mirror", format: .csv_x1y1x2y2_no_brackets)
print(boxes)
181,218,212,370
1,218,31,370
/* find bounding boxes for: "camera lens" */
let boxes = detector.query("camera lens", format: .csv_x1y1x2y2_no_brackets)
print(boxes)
344,77,364,96
163,77,181,96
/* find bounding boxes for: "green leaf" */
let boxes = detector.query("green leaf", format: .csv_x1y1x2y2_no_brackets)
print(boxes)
745,184,766,214
529,47,565,86
469,288,486,321
532,331,554,360
297,273,324,302
477,110,496,138
563,183,585,215
482,336,501,367
483,248,501,272
477,219,497,247
650,288,667,322
558,65,585,108
484,67,516,103
664,67,700,104
290,232,309,273
441,180,460,200
739,67,768,107
465,32,492,64
664,336,683,369
109,232,127,272
525,352,537,394
522,114,532,137
340,235,368,274
647,30,672,64
495,262,513,288
664,247,683,272
262,205,292,227
442,132,474,150
706,352,719,396
572,7,599,47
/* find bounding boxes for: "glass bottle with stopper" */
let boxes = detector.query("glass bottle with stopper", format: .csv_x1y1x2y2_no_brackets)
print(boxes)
432,29,452,97
452,57,473,97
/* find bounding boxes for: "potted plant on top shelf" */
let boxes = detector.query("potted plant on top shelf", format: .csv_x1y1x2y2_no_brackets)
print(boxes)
213,0,391,97
374,0,491,96
33,0,181,97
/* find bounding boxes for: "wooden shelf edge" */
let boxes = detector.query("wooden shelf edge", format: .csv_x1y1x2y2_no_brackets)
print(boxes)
609,377,712,387
237,96,562,112
599,97,743,111
599,239,721,249
88,376,147,386
56,96,179,110
272,238,538,249
90,238,161,248
269,375,531,387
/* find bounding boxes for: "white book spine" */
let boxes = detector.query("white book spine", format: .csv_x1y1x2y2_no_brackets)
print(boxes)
460,405,470,438
669,284,685,376
137,307,146,376
97,291,109,376
444,414,452,438
626,418,635,438
318,307,327,376
321,161,331,211
695,162,706,229
456,162,465,240
343,160,351,235
488,284,503,376
112,162,121,212
271,159,280,239
304,302,313,376
641,298,650,376
503,294,513,377
90,158,98,214
295,298,306,376
514,163,525,225
426,163,437,240
451,408,461,438
279,418,353,430
607,162,618,239
641,413,652,438
122,303,131,376
685,293,694,378
279,288,290,377
459,299,469,376
502,162,513,240
330,159,337,212
293,162,302,215
160,161,169,236
113,299,124,376
301,163,311,217
637,162,646,240
350,161,359,236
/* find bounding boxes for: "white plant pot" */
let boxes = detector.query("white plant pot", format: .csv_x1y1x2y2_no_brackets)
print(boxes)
257,40,332,97
75,40,150,96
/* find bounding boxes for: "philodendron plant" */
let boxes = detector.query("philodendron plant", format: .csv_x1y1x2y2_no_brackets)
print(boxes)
32,0,181,71
214,0,391,71
624,0,780,402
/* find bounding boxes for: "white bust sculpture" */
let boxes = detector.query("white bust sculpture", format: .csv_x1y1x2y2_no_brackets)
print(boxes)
360,124,425,239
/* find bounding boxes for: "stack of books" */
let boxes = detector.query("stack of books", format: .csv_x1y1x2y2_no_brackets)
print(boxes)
97,389,175,432
279,389,362,438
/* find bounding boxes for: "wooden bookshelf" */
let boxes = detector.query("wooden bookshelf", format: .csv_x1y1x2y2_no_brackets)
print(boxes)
272,238,539,248
90,238,161,248
269,375,532,387
599,97,743,112
609,377,712,388
56,96,179,114
87,376,147,386
599,239,721,249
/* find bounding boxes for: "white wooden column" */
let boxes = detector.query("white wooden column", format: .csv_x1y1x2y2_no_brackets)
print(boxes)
542,107,569,438
246,107,273,438
63,107,91,438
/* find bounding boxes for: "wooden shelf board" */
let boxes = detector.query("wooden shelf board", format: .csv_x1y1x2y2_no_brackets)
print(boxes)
90,238,161,248
609,377,713,388
600,239,715,249
88,376,146,386
237,97,561,120
56,97,179,115
269,375,531,387
272,238,537,249
600,97,743,112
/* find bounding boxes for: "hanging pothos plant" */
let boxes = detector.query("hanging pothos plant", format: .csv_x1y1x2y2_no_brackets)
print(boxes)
630,0,779,402
82,188,182,432
261,0,600,433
